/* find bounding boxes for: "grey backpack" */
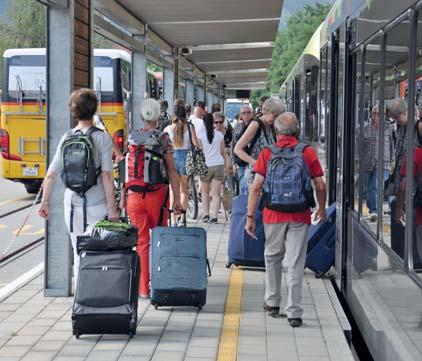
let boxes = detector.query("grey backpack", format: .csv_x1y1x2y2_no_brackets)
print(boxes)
263,143,315,212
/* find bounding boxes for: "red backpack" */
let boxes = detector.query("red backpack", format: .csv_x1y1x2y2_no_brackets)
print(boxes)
124,130,168,192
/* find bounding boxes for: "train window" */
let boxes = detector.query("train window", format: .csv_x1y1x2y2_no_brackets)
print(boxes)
413,11,422,275
381,17,412,261
358,35,382,236
319,46,328,145
353,49,365,213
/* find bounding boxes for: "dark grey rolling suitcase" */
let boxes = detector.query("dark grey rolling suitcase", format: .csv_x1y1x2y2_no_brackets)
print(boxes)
150,226,210,310
72,250,140,338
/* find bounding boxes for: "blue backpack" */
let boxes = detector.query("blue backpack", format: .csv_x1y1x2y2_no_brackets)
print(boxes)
263,143,315,212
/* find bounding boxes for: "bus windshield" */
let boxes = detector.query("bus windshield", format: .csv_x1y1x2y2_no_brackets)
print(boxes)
4,54,117,101
7,55,46,100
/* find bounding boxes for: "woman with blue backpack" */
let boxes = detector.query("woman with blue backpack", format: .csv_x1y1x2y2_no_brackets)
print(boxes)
38,88,120,285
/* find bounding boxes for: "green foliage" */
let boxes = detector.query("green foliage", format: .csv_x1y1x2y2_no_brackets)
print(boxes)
93,32,114,49
0,0,45,85
251,2,331,105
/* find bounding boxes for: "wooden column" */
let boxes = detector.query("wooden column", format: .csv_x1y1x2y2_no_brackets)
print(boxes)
73,0,91,89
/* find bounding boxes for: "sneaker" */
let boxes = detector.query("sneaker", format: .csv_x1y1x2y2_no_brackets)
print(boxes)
263,303,280,317
288,318,302,328
202,215,210,222
369,212,377,222
139,294,150,299
209,218,218,223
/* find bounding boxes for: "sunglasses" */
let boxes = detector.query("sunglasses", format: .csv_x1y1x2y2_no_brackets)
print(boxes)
214,121,224,124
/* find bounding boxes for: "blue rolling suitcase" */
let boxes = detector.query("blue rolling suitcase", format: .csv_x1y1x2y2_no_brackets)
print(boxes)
227,194,266,268
306,203,336,277
150,226,210,310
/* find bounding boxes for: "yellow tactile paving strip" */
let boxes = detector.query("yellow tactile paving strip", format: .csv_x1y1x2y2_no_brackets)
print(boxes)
216,268,244,361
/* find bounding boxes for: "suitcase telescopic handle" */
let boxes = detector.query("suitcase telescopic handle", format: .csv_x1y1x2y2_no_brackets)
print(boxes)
207,259,212,277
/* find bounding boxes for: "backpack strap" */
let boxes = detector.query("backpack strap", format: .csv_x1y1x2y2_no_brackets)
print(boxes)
269,144,283,155
187,122,194,149
85,126,101,136
158,187,170,226
82,194,87,232
69,193,74,233
248,118,263,151
294,143,309,154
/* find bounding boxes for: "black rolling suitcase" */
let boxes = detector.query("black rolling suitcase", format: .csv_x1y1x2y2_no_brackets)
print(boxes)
72,221,139,339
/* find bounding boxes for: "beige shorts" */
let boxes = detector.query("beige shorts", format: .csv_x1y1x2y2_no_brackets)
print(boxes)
201,165,225,183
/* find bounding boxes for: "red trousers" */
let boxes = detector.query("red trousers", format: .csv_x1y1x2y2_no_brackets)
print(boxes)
127,186,169,296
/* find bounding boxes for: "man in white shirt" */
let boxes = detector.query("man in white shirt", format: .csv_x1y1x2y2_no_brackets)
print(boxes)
189,101,206,136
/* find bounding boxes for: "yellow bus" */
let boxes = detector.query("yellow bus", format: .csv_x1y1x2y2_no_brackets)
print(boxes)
0,48,133,193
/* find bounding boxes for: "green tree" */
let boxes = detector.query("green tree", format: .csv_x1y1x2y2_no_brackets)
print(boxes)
0,0,45,85
251,2,331,107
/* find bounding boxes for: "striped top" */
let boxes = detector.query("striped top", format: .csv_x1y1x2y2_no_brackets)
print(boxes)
356,121,394,172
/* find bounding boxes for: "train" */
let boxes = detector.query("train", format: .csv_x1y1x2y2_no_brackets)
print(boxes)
283,0,422,360
0,48,162,194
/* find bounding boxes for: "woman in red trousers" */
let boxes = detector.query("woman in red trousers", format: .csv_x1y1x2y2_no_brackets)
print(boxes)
120,98,182,299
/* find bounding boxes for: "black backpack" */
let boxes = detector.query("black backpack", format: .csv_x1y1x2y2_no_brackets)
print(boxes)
233,119,276,167
61,126,102,232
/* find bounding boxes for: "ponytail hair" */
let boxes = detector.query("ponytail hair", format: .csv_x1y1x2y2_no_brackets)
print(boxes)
203,113,214,144
172,101,187,147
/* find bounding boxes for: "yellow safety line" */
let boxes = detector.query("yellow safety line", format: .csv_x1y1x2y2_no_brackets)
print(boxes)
216,268,244,361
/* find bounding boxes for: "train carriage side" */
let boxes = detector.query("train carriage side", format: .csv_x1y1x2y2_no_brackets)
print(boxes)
321,0,422,360
280,24,323,142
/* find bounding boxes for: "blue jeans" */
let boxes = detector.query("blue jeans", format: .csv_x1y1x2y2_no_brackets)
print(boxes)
363,168,390,213
173,149,189,176
237,166,247,195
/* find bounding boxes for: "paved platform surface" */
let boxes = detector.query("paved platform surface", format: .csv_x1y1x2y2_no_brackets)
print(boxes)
0,220,354,361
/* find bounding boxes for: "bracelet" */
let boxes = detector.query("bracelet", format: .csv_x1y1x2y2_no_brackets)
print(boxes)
246,214,254,218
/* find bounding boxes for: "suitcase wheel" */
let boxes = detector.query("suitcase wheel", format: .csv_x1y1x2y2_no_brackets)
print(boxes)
315,272,325,279
197,304,203,311
225,262,232,269
74,332,80,340
129,332,134,339
154,304,159,310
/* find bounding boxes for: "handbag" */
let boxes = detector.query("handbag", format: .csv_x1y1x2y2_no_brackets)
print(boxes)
186,123,208,177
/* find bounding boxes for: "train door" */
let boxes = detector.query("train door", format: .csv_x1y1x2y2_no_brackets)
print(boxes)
326,27,341,287
305,69,312,139
305,65,319,141
294,75,301,124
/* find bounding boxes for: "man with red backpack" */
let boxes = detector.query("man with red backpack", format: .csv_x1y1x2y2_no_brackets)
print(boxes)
245,112,326,327
120,98,182,299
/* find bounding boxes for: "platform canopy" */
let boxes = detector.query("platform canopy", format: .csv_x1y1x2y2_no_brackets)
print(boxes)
94,0,283,91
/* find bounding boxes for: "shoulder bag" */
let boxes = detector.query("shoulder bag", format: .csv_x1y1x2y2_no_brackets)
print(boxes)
185,123,208,177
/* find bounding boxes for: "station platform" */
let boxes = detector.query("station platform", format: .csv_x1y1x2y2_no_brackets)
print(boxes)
0,220,354,361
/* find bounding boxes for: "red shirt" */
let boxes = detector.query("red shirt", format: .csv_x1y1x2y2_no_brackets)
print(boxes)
401,148,422,225
253,135,324,224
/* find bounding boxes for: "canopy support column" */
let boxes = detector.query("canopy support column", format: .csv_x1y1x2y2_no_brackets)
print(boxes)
186,80,194,106
45,0,91,296
131,49,147,130
164,66,175,112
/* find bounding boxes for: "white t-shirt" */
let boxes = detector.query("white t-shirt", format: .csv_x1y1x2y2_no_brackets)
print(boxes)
198,130,224,167
189,115,205,136
164,124,191,150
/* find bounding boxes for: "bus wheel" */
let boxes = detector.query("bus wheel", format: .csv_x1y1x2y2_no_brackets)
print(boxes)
24,182,41,195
